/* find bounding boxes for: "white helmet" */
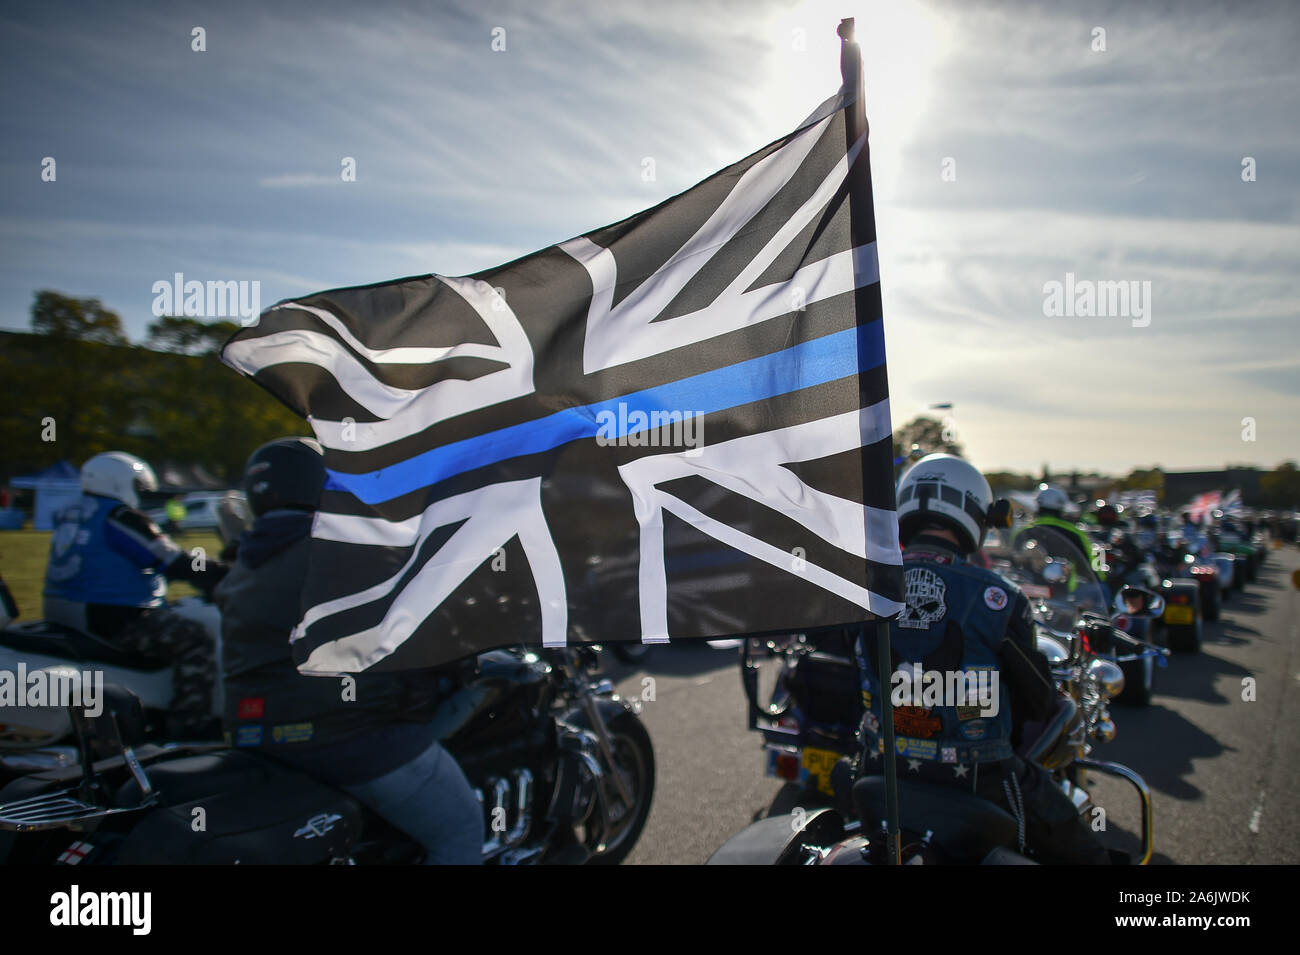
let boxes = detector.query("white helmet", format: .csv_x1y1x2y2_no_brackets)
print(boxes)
1035,484,1069,516
80,452,157,508
896,453,994,553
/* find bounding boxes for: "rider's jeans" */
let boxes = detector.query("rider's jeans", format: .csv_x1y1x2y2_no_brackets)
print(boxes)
342,739,484,865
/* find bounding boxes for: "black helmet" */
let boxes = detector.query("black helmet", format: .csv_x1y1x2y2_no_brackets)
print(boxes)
1097,504,1119,527
243,437,326,517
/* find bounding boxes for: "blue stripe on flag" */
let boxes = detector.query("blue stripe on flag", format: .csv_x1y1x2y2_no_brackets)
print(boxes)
326,322,885,505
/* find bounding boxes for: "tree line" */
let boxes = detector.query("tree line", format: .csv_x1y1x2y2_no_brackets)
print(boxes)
4,291,1298,510
0,291,304,484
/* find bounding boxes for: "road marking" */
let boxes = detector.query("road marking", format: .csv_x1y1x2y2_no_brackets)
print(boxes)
1248,790,1265,834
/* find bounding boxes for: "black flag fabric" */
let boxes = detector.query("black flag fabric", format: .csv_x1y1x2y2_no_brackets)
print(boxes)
223,89,904,674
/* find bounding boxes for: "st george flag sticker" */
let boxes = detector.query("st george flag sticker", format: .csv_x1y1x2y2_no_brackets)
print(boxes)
57,841,93,865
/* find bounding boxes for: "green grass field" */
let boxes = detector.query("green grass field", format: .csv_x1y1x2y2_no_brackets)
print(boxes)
0,529,222,621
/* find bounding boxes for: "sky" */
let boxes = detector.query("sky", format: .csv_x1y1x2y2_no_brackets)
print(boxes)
2,0,1297,474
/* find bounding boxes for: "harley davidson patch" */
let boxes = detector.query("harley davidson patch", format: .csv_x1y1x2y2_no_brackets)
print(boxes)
893,705,943,738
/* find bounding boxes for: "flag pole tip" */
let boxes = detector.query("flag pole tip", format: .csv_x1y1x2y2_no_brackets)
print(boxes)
838,18,855,41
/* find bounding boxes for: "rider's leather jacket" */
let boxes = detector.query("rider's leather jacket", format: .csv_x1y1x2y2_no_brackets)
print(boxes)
216,509,444,776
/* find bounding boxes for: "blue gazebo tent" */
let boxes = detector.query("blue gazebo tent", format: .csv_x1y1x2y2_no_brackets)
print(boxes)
10,460,82,530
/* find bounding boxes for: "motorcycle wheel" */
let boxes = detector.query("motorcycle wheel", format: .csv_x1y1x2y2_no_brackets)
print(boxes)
1166,617,1201,653
582,712,655,865
1201,584,1221,622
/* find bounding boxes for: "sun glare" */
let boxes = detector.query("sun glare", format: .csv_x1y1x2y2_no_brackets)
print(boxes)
762,0,949,198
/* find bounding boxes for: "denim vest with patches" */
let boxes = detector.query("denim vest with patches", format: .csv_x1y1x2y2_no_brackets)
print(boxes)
856,541,1018,767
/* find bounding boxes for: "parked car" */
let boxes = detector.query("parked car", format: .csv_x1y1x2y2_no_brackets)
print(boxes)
146,491,246,533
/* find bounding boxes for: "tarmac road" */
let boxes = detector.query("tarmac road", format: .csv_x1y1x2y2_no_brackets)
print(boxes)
612,545,1300,865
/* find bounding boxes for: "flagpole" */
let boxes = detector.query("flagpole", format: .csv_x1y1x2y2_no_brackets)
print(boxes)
838,16,902,866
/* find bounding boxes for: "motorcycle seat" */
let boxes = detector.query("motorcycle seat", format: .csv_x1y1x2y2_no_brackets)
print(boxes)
853,776,1020,862
112,749,298,807
109,749,365,864
0,622,170,672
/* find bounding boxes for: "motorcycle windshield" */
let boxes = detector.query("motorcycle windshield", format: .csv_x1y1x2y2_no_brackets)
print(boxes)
984,524,1109,632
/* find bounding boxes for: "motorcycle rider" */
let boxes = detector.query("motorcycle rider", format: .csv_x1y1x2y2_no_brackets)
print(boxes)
854,454,1110,864
215,437,484,865
1017,484,1106,583
43,451,227,732
1180,511,1207,557
1134,511,1160,552
1096,504,1145,596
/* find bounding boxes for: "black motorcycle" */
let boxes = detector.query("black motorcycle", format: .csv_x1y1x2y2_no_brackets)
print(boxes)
711,529,1160,865
0,645,654,865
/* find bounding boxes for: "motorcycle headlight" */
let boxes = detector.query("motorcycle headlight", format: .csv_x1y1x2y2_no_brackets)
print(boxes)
1088,659,1125,699
1036,634,1071,663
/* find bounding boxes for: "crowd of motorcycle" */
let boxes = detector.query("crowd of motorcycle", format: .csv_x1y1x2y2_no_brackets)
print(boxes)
725,492,1277,865
0,473,1279,865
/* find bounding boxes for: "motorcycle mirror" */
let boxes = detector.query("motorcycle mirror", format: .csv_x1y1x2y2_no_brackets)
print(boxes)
1113,585,1165,619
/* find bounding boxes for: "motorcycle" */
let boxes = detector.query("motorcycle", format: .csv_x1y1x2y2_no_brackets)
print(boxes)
989,525,1171,709
0,588,223,771
1213,523,1263,584
709,526,1162,865
0,505,245,761
1145,533,1216,649
0,644,654,865
740,628,861,800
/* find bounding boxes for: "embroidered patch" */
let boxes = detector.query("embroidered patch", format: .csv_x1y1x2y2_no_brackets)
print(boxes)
271,722,314,744
893,705,943,738
894,737,938,760
941,746,958,764
898,567,948,630
983,586,1008,611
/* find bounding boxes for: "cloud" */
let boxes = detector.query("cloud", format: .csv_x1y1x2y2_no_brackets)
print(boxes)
257,173,344,188
0,0,1296,475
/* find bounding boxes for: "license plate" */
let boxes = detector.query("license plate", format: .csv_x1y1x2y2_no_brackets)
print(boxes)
1164,605,1195,625
800,746,841,796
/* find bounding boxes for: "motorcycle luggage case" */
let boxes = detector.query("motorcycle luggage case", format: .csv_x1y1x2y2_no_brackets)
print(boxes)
786,651,861,728
111,750,364,864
